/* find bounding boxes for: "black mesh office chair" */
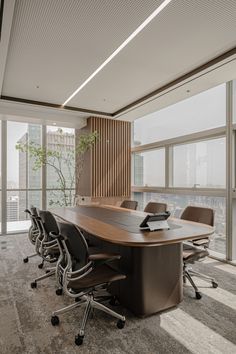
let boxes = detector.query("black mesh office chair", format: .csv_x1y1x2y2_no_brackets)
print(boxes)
30,210,60,289
23,206,40,264
144,202,167,214
50,221,126,346
120,200,138,210
181,206,218,299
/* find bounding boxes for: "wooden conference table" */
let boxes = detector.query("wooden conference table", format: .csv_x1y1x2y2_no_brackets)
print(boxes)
52,205,214,317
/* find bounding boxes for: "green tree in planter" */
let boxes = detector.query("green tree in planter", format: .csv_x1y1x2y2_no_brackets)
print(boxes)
16,129,98,207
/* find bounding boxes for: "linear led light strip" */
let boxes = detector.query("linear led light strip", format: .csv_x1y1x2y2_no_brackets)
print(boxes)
62,0,173,106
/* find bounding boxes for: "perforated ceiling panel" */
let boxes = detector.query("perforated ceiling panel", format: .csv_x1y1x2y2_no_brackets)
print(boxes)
2,0,161,105
2,0,236,115
68,0,236,112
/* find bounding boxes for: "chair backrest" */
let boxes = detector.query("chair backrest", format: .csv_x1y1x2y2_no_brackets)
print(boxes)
30,206,38,217
39,210,59,236
144,202,167,214
120,200,138,210
25,206,38,230
181,206,214,226
57,220,89,269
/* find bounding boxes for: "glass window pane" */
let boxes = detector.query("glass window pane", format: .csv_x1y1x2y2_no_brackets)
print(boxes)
132,192,226,256
172,137,226,188
233,79,236,123
133,84,226,146
46,126,75,190
133,149,165,187
46,189,75,208
7,122,27,189
0,122,1,234
28,191,42,209
7,122,42,189
0,192,1,234
28,125,42,189
7,191,30,232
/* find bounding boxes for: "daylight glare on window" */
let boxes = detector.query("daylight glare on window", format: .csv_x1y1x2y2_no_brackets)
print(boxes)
133,84,226,146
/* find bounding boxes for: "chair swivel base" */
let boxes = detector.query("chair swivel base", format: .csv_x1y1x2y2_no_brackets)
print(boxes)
184,268,218,300
51,293,125,346
23,253,38,263
30,269,56,289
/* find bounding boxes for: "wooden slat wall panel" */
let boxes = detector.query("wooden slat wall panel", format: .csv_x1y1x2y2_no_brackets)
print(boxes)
90,117,131,198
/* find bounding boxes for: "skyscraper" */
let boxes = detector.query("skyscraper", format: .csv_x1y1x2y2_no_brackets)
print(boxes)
17,125,75,219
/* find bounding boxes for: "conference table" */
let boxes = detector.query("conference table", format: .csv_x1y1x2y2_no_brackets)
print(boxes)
52,205,214,317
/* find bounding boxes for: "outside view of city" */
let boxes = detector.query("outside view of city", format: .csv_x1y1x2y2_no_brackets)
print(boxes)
5,122,75,232
132,84,227,256
133,192,226,255
0,84,229,257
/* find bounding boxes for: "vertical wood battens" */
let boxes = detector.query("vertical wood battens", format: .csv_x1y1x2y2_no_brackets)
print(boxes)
89,117,131,198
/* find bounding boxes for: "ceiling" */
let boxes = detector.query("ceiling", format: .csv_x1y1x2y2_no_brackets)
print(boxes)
0,0,236,123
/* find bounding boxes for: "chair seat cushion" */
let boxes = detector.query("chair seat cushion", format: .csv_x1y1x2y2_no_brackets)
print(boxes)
183,243,209,263
68,264,126,292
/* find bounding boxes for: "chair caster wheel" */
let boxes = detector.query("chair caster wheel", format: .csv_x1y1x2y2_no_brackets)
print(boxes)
212,281,218,288
23,257,29,263
45,269,51,274
31,282,37,289
38,263,43,269
51,315,60,326
75,335,84,346
56,288,63,296
109,296,118,306
196,292,202,300
117,319,125,329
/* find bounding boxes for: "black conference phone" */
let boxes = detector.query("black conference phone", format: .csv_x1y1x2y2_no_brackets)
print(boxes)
139,211,171,229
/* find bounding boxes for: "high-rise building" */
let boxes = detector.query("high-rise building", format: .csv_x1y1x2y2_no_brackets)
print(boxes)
133,140,143,186
7,196,19,222
17,125,75,217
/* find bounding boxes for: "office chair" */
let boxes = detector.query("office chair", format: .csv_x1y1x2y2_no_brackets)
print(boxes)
181,206,218,299
120,199,138,210
23,206,40,264
30,210,60,289
50,220,126,346
144,202,167,214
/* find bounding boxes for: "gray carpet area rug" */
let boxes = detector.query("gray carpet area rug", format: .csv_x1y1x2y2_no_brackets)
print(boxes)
0,234,236,354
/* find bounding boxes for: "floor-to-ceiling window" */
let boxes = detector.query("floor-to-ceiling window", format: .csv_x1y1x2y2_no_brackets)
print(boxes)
46,126,75,208
6,122,42,232
132,83,227,258
0,121,75,234
0,121,1,234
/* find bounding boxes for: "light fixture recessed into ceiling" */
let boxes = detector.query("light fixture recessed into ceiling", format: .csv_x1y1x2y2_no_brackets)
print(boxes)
62,0,173,107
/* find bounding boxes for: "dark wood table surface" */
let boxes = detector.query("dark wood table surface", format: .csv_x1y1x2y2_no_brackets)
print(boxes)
52,205,214,247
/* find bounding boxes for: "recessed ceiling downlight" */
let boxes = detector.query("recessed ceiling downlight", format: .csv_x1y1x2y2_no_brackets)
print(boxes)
62,0,173,106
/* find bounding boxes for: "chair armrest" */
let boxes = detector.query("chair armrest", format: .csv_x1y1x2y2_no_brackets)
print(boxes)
66,261,93,279
88,253,121,262
192,238,209,246
49,231,60,239
44,240,58,249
